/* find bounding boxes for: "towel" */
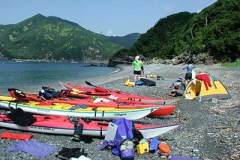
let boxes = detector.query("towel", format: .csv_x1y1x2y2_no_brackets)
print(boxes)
93,98,110,103
70,104,88,110
1,131,33,140
7,140,57,158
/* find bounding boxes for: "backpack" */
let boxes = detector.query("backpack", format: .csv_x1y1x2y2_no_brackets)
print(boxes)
119,139,135,160
132,127,144,144
135,80,145,86
99,118,134,159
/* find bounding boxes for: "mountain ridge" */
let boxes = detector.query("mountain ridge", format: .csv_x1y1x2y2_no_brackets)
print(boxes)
0,14,123,62
106,33,141,49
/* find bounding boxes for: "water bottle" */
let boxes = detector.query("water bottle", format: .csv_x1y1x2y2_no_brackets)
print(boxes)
198,96,202,102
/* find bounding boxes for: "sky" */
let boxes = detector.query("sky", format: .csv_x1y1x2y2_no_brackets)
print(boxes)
1,0,217,36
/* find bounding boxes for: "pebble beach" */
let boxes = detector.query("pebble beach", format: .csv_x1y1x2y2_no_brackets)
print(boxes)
0,63,239,160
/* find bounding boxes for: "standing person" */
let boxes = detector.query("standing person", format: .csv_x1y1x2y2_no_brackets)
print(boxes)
141,58,145,76
183,61,196,85
132,56,143,83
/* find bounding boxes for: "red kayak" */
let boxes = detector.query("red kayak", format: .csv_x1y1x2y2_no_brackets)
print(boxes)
59,81,180,105
0,114,181,138
8,88,175,117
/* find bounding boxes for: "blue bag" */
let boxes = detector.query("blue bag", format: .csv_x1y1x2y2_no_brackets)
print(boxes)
99,118,134,159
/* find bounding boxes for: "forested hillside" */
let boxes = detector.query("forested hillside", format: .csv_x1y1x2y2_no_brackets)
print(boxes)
0,14,123,61
107,33,141,49
1,0,239,63
129,0,240,63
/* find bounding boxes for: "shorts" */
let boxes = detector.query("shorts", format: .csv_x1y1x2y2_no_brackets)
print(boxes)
141,66,144,71
185,73,192,80
134,70,141,75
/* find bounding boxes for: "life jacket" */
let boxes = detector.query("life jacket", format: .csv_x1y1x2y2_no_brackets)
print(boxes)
7,107,36,126
39,86,60,100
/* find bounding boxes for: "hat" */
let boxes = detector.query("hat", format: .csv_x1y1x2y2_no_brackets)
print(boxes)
135,56,139,61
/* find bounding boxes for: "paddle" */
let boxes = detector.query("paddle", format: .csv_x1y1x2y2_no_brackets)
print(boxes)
85,81,96,87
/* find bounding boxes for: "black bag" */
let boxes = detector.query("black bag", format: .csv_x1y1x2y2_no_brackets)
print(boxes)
72,122,83,142
140,78,156,86
39,86,61,100
132,128,144,145
7,107,36,126
56,147,87,160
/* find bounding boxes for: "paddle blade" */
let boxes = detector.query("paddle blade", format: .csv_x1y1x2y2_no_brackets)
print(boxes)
85,81,96,87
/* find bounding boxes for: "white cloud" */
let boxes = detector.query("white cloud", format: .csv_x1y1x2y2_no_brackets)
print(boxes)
106,29,114,36
163,5,173,14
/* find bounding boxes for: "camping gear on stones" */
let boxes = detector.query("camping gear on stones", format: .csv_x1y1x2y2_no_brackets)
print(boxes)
135,80,145,86
7,140,57,158
72,122,84,142
104,122,118,141
1,131,33,140
99,118,134,157
170,156,202,160
56,147,87,160
149,137,161,152
137,140,149,154
119,139,135,160
184,73,231,101
124,79,135,87
139,77,156,86
158,142,171,155
168,90,183,97
171,77,186,90
6,107,36,126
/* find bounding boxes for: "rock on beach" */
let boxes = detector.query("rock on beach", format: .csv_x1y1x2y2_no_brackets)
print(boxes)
0,64,239,160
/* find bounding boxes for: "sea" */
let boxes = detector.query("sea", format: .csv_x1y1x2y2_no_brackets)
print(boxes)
0,60,119,91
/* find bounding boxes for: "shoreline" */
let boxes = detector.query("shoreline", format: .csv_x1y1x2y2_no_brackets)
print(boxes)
0,63,230,96
0,63,226,96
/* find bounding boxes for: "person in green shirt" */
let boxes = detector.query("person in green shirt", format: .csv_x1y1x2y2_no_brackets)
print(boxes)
132,56,143,83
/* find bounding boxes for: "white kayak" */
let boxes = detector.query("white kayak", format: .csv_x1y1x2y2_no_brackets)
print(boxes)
0,101,160,121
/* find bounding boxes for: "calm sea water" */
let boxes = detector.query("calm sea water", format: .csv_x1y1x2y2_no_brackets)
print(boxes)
0,60,118,90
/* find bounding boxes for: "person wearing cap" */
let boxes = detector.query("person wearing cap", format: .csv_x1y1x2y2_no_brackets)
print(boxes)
132,56,143,83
